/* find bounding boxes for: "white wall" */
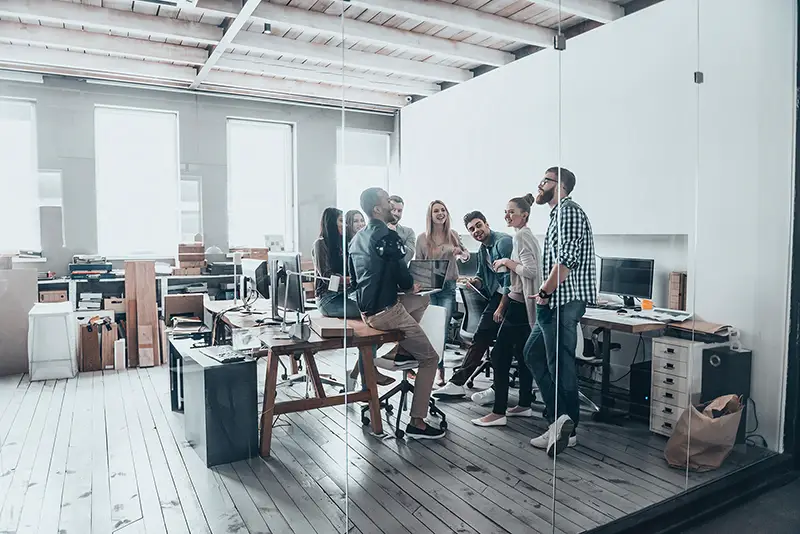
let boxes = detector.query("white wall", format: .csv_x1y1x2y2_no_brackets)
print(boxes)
400,0,796,450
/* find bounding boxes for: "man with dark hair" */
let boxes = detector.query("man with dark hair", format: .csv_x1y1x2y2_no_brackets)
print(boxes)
433,210,513,400
387,195,415,263
349,187,446,439
525,167,596,456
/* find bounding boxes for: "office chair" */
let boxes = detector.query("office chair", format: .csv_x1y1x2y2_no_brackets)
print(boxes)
575,326,620,413
361,305,448,439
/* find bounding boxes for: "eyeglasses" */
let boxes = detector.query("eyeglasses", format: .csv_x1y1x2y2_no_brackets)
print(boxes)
540,177,558,186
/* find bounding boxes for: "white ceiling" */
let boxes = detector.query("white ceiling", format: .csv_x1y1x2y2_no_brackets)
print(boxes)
0,0,639,112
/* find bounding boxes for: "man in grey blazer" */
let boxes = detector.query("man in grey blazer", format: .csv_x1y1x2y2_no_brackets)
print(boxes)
388,195,415,264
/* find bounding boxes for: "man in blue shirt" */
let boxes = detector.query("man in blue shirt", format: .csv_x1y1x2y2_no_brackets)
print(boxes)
434,211,513,399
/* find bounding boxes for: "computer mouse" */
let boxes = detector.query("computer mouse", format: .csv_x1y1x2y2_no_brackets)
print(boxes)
616,309,628,315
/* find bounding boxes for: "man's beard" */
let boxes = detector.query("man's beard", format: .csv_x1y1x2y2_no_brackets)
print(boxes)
536,188,554,205
389,212,400,224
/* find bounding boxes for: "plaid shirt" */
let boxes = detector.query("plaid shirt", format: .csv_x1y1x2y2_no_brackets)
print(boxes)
543,197,597,308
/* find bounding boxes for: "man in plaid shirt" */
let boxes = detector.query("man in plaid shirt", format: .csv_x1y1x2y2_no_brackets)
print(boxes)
524,167,596,457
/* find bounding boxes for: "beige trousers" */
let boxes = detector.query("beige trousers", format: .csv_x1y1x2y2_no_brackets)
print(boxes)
364,295,437,419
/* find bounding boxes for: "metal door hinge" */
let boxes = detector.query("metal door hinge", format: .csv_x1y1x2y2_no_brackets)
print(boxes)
554,33,566,51
694,71,704,84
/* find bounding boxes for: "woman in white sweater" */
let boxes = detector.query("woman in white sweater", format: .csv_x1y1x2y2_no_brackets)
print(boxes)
472,194,542,427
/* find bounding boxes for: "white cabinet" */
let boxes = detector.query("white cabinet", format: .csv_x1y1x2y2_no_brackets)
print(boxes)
649,336,727,437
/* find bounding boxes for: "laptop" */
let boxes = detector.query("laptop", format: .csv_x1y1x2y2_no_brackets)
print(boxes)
404,259,449,296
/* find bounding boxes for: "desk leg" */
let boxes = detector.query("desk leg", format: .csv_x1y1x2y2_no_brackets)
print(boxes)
598,327,613,421
260,349,279,458
359,345,384,435
304,350,326,399
290,355,299,375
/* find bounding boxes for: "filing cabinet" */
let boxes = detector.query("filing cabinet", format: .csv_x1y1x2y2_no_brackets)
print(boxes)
650,336,728,437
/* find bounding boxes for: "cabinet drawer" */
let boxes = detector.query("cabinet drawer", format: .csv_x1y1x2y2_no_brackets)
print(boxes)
650,413,677,437
652,355,688,378
653,371,688,393
652,341,689,362
652,386,688,409
651,399,682,422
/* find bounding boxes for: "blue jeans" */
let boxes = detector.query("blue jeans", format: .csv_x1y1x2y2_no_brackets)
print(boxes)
317,291,361,319
430,280,456,371
523,300,586,427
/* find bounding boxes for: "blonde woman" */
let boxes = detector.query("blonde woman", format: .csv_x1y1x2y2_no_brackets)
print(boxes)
472,194,541,427
415,200,469,385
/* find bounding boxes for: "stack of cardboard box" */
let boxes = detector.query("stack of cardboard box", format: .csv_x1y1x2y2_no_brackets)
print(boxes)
174,243,205,275
668,271,687,311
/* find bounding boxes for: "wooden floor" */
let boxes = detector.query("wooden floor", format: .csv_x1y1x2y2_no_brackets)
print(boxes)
0,351,774,534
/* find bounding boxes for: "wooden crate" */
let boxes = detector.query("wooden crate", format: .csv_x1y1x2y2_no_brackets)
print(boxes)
39,289,68,303
104,297,125,313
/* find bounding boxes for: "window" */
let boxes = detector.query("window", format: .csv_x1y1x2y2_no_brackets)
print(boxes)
180,176,202,243
336,129,390,213
0,99,39,253
94,106,180,257
227,119,294,249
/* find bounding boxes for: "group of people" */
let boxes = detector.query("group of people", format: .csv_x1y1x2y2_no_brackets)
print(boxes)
311,167,596,454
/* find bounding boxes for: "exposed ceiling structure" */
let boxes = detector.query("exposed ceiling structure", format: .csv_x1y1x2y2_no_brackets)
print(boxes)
0,0,642,112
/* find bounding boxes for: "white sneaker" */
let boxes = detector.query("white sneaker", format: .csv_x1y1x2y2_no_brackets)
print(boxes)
506,406,533,418
531,426,577,450
471,388,495,406
530,428,551,449
432,381,466,399
547,415,575,458
471,415,507,427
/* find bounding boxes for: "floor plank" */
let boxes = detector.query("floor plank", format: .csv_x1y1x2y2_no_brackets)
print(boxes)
59,372,95,534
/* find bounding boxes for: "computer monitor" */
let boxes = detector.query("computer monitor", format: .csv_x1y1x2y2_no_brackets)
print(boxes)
599,257,655,307
242,258,269,302
457,251,479,278
269,252,305,322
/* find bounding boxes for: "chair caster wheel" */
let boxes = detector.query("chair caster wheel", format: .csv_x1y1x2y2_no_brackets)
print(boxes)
361,416,370,426
385,405,394,414
440,421,448,431
466,381,474,389
281,373,288,380
395,429,405,439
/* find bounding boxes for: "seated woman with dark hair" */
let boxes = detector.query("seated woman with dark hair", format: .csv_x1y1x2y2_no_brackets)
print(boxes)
345,209,366,244
313,207,360,319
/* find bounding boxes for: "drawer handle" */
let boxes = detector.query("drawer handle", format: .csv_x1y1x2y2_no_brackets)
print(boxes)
664,363,675,370
665,348,675,354
663,407,673,414
664,392,674,399
662,422,673,429
664,378,674,384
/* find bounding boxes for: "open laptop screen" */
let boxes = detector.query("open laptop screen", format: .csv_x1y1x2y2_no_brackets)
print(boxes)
408,260,449,290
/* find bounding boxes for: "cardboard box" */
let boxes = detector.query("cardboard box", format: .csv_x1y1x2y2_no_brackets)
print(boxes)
230,247,269,261
39,289,68,303
104,297,126,314
178,253,205,263
172,267,202,276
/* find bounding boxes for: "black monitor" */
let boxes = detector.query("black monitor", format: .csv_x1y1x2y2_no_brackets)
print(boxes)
270,252,305,323
599,257,655,307
242,258,269,302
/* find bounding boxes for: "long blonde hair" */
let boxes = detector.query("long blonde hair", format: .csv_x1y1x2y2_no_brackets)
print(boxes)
425,200,459,257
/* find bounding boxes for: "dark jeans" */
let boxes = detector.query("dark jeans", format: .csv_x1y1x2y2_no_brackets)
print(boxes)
430,280,457,372
491,299,534,415
317,291,361,319
450,292,502,386
524,300,586,427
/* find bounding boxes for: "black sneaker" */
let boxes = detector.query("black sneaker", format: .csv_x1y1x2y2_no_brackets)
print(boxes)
395,351,415,363
405,423,446,440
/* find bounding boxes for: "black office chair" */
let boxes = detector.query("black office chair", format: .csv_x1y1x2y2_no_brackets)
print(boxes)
575,327,621,413
456,286,519,389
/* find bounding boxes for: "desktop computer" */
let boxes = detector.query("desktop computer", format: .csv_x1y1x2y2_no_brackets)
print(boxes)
241,258,269,302
598,257,655,308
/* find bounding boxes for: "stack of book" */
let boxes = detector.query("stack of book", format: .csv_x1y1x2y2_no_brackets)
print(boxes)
78,292,103,311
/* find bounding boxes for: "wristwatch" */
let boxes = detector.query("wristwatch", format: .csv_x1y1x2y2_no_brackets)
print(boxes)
538,288,552,299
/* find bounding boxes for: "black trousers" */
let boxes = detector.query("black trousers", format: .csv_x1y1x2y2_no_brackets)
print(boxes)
491,299,534,415
450,292,502,386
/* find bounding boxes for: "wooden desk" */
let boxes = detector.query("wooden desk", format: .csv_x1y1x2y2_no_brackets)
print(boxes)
581,308,666,422
204,298,403,457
